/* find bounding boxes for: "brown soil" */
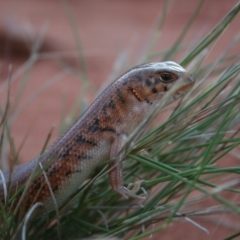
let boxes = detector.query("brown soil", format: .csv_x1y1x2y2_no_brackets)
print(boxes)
0,0,240,239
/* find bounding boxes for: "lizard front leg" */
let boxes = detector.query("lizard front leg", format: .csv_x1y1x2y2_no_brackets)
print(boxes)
108,134,147,199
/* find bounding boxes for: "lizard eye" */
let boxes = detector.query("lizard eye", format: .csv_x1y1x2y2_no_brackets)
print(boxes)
160,73,174,82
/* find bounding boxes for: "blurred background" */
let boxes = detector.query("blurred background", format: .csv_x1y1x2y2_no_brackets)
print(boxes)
0,1,239,239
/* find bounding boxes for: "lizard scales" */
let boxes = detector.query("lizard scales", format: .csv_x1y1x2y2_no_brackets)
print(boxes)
0,61,195,215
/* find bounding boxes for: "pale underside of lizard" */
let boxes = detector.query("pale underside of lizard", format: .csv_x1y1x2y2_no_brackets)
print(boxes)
0,61,195,216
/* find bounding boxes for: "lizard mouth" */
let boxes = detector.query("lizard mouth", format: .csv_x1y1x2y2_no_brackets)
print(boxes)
179,74,195,91
129,87,143,102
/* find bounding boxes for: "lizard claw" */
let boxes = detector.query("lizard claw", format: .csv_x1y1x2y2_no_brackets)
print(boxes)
117,180,147,200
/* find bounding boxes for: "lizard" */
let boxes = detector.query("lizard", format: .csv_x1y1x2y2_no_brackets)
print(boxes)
0,61,195,216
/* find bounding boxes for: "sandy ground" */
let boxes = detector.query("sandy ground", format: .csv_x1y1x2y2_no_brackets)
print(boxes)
0,0,240,239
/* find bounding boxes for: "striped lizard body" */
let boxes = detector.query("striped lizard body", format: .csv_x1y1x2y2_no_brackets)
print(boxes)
0,61,195,216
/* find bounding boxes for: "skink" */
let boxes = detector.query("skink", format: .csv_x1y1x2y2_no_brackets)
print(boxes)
0,61,195,216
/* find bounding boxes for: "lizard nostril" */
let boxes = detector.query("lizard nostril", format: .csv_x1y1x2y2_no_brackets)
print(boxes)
189,74,195,83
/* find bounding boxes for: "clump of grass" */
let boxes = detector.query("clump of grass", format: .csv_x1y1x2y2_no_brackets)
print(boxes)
1,2,240,240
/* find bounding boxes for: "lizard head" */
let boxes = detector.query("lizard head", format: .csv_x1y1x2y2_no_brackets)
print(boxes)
127,61,195,105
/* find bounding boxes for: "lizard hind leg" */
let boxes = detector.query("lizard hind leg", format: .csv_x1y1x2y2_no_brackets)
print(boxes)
108,134,147,200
